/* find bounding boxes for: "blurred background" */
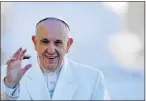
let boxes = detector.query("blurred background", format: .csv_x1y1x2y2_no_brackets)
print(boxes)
1,2,144,100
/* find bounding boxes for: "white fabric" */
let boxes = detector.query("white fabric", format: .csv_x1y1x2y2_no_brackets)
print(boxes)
1,56,110,100
3,78,20,98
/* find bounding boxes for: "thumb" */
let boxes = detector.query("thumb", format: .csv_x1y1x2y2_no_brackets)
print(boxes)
21,64,32,76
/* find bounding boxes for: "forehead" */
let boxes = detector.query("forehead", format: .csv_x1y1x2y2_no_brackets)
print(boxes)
36,20,68,40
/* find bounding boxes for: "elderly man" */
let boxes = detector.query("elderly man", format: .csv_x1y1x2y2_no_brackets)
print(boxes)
1,17,110,100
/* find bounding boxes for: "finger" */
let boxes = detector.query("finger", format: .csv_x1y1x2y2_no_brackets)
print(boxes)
7,60,21,70
18,49,27,60
12,47,22,60
6,58,17,69
6,58,16,65
21,64,32,76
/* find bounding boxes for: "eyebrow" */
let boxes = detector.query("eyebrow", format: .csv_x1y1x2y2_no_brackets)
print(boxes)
40,38,63,42
40,38,49,42
40,38,48,41
55,40,62,42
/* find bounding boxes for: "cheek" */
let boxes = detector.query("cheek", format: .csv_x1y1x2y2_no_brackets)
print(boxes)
62,43,68,53
56,48,66,57
36,44,47,54
63,44,68,52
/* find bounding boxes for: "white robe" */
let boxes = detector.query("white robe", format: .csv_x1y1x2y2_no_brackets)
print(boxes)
1,56,110,100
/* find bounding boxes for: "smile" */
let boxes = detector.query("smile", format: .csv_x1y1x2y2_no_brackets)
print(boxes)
44,55,58,60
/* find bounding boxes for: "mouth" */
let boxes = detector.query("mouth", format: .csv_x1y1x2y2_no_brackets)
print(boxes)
44,55,58,61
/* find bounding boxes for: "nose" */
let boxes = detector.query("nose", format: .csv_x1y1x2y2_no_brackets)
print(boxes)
46,43,55,54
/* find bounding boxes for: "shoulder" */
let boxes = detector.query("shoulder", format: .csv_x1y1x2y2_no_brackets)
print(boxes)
68,60,103,80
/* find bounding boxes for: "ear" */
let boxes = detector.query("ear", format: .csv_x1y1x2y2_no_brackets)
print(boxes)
66,38,73,53
32,35,37,50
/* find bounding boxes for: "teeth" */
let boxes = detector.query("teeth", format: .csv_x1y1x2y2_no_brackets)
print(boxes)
49,57,56,59
44,55,57,59
49,58,54,59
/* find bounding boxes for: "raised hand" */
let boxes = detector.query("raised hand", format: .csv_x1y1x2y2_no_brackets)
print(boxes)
5,48,32,88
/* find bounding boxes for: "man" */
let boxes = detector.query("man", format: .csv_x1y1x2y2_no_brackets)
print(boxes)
1,17,110,100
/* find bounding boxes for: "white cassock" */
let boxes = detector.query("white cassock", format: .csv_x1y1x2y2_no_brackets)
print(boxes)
1,56,110,100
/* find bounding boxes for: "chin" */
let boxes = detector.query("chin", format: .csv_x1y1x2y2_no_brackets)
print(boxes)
45,64,58,71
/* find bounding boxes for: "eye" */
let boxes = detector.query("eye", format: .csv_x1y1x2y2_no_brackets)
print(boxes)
40,39,49,45
54,41,62,46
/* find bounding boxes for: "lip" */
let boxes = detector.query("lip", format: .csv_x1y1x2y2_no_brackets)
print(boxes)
44,55,58,60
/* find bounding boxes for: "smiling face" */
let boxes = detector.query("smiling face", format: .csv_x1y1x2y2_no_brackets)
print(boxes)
32,19,73,71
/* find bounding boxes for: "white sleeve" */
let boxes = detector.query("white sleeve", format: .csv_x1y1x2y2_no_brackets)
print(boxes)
2,77,20,98
91,71,110,100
